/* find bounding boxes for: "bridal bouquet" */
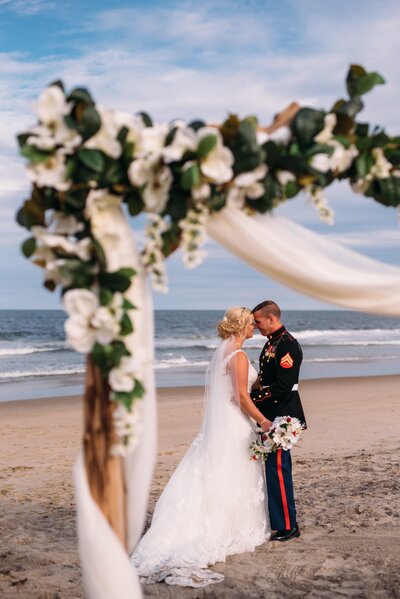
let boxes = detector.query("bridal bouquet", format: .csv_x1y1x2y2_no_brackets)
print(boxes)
250,416,304,461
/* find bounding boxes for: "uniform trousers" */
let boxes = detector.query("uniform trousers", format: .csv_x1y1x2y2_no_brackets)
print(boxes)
266,448,297,530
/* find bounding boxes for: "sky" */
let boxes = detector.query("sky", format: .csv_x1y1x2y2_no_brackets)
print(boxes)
0,0,399,310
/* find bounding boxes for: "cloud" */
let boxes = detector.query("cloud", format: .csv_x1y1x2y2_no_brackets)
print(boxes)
0,0,55,15
1,0,400,308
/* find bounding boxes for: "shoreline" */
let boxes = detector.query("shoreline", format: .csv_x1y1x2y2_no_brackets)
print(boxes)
1,372,399,407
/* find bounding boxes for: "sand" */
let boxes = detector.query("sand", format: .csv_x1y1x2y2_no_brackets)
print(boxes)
0,375,399,598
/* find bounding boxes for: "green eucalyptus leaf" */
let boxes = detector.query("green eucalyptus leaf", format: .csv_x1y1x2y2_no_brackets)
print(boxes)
372,177,400,207
334,96,364,118
220,114,241,144
138,112,153,127
103,162,123,185
122,141,134,164
132,378,146,399
126,190,144,216
17,133,31,149
112,391,134,409
99,268,136,292
264,141,283,169
346,65,385,98
77,149,105,173
285,181,301,198
59,260,94,289
291,108,325,149
189,120,206,132
49,80,65,92
181,163,201,189
355,152,373,177
165,126,178,147
16,198,45,229
122,297,136,310
112,340,131,363
44,280,57,292
76,105,101,141
65,158,76,180
21,237,37,258
197,134,217,159
333,135,351,149
208,192,226,212
99,287,113,306
117,126,129,144
67,88,94,105
21,144,53,164
120,313,134,336
92,239,107,270
64,191,87,210
161,224,181,257
355,123,369,137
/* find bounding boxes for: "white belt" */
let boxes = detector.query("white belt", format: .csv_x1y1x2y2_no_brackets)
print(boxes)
262,384,298,391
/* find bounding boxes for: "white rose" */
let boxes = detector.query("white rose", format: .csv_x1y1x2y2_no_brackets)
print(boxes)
114,111,145,146
27,149,70,191
37,85,70,126
91,306,120,345
310,153,331,173
135,124,168,158
370,147,392,179
128,157,153,187
314,113,337,144
64,314,97,353
276,170,296,187
268,126,292,145
197,128,234,184
64,288,99,318
142,165,173,213
50,212,84,235
191,182,211,201
34,231,92,261
63,289,99,353
109,356,142,392
84,107,121,159
329,141,358,173
162,127,197,163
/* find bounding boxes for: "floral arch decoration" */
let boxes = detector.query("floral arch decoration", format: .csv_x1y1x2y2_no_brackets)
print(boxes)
16,65,400,586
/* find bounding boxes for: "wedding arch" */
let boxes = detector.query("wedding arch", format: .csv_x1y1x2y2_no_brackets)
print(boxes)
16,65,400,598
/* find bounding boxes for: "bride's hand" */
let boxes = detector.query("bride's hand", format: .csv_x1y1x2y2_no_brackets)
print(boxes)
260,418,273,432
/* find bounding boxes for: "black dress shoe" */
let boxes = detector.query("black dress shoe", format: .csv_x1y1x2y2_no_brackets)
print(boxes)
270,525,300,542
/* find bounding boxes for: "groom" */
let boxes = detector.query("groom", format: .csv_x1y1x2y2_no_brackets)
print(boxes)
251,300,306,542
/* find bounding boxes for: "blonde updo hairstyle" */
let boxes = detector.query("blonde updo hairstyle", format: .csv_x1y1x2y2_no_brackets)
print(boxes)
217,306,253,339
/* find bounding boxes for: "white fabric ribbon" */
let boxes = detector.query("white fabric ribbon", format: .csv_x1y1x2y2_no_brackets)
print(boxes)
74,200,156,599
207,208,400,316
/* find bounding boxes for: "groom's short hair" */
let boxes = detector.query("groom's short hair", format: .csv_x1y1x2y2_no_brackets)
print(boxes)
252,300,281,319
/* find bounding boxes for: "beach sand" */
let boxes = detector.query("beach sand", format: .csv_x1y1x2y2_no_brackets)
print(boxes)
0,376,399,598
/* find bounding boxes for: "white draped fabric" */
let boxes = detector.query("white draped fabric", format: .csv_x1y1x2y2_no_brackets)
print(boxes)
74,206,400,599
207,208,400,317
74,201,157,599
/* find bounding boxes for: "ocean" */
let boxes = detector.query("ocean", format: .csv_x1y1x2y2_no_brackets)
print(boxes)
0,310,399,401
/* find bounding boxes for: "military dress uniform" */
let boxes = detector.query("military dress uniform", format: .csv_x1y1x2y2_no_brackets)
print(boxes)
251,325,306,532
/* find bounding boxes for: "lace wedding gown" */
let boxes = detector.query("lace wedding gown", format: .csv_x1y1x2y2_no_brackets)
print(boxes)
131,339,269,587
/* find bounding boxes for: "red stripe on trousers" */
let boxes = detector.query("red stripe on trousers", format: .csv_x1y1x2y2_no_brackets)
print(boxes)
276,448,291,529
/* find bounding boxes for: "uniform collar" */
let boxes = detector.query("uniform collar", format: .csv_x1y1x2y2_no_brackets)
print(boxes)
267,325,286,342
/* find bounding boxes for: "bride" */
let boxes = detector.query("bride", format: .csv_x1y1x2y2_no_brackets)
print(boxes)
131,307,271,587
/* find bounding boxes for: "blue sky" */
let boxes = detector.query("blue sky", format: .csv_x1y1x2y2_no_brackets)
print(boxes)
0,0,399,310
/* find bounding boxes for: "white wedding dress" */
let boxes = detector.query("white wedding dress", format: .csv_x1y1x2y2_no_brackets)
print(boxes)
131,338,269,587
